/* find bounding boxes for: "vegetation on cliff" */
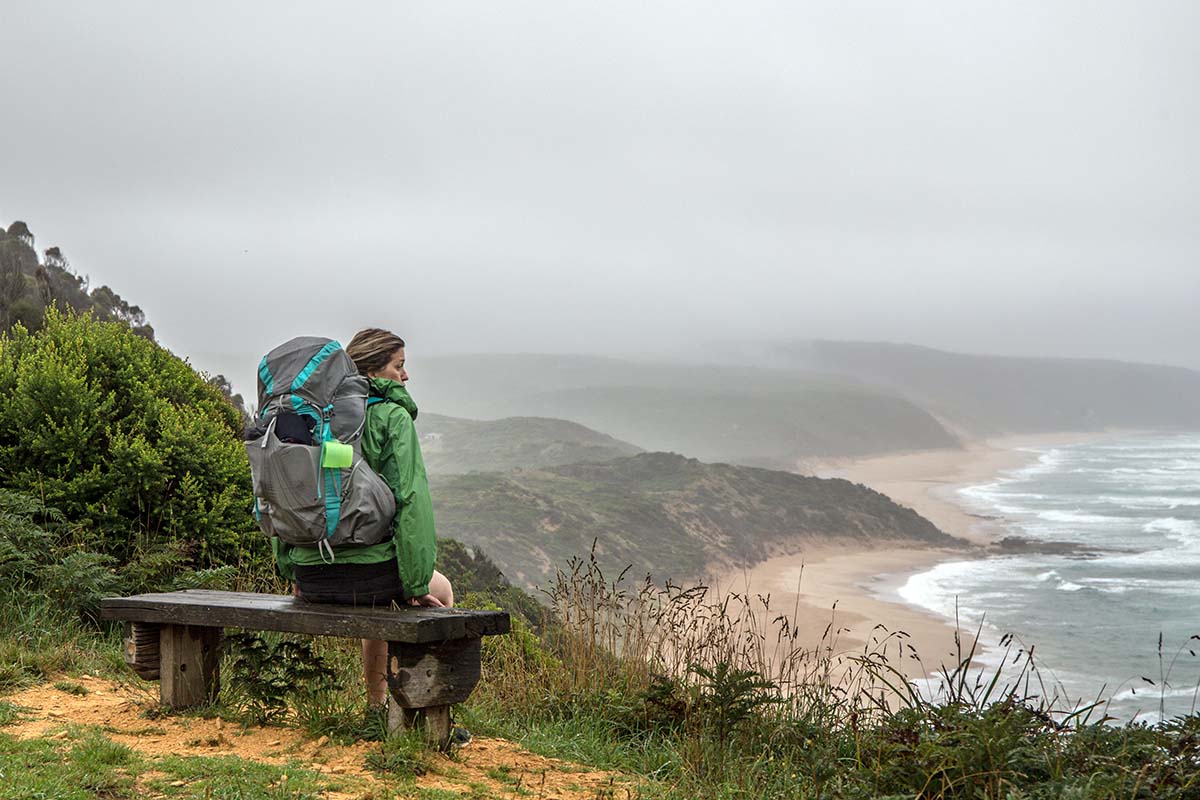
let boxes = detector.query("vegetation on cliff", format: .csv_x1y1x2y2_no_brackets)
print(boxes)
433,451,959,590
0,221,154,340
0,309,260,575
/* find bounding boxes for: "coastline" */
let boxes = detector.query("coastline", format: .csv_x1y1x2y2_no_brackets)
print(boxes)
713,432,1116,674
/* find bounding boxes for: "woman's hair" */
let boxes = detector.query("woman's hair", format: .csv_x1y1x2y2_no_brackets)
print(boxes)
346,328,406,376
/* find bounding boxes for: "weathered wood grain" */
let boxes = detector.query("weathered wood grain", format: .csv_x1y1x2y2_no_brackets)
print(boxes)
387,638,482,708
159,624,221,708
100,590,509,643
123,622,161,680
104,590,509,723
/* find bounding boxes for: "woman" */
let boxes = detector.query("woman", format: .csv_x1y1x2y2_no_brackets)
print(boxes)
275,327,454,708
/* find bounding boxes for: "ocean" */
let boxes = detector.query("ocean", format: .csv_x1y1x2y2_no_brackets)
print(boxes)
897,432,1200,723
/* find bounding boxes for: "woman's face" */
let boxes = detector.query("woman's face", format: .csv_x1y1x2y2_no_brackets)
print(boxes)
371,347,408,384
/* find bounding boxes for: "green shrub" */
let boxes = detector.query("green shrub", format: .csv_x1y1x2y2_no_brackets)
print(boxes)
0,308,260,572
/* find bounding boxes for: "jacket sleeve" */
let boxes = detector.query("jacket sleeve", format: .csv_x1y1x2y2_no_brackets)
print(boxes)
376,405,437,599
271,536,296,582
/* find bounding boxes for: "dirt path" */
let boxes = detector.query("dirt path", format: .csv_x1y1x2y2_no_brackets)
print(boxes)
2,675,641,799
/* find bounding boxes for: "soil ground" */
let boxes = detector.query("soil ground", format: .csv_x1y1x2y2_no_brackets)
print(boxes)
2,674,641,799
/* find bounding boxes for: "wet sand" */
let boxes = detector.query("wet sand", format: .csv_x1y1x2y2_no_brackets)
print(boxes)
712,433,1113,675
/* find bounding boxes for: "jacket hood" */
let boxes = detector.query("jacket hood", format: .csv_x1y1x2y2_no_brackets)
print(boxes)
368,377,418,420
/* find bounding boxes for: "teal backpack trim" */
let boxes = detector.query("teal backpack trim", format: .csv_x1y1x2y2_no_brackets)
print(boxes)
292,340,342,393
319,403,341,539
258,357,275,396
290,395,320,423
287,341,341,427
323,470,342,537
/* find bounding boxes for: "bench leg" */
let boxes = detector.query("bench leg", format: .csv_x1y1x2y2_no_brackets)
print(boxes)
123,622,161,680
386,701,452,748
159,624,221,709
386,638,481,750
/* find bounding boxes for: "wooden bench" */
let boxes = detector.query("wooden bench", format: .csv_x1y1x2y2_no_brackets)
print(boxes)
100,589,509,748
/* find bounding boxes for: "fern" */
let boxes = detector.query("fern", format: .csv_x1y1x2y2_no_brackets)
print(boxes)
224,632,338,724
38,551,124,624
169,565,237,591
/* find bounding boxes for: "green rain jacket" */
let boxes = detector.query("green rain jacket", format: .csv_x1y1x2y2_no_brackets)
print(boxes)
271,377,438,599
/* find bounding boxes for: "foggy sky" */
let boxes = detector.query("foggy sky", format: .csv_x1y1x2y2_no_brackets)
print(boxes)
2,0,1198,394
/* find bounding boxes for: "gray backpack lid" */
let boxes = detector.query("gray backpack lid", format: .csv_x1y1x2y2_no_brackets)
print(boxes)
257,336,358,413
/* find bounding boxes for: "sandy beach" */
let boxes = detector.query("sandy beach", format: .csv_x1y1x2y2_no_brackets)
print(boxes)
712,433,1113,675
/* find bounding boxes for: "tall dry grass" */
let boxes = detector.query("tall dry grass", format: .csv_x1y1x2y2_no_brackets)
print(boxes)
468,548,1200,798
527,547,1074,723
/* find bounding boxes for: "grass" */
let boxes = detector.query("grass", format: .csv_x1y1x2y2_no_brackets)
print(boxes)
0,726,140,800
486,764,535,795
459,703,680,779
5,532,1200,799
417,789,471,800
0,724,358,800
53,679,89,696
0,700,25,727
148,754,340,799
364,727,431,777
0,595,122,691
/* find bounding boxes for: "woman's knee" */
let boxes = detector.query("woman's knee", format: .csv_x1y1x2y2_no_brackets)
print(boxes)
430,569,454,608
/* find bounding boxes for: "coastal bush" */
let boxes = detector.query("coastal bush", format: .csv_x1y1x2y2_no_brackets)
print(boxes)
0,308,261,574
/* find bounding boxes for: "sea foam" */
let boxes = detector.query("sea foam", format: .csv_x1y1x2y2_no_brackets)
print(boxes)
898,433,1200,721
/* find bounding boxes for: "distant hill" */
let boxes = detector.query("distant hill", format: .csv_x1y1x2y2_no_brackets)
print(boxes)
770,341,1200,436
416,355,959,467
417,413,641,474
431,451,960,590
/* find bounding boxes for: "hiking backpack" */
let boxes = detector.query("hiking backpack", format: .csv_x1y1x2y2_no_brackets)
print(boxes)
245,336,396,559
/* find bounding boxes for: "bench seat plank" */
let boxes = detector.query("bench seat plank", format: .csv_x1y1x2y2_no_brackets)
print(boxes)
100,590,509,643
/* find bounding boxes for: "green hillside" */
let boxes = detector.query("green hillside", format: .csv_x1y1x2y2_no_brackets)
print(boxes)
773,340,1200,435
431,451,960,590
417,412,641,474
416,355,959,466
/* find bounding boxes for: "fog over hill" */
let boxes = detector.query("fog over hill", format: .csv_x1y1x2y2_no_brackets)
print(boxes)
767,341,1200,436
415,354,959,467
417,413,641,474
409,342,1200,467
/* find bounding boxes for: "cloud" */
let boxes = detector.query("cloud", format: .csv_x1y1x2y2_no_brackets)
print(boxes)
2,0,1197,386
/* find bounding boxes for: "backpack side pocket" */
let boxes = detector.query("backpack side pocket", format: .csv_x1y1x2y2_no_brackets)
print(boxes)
246,435,328,546
333,458,397,546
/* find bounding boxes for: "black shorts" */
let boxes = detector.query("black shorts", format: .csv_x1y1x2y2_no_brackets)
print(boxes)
294,559,405,607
